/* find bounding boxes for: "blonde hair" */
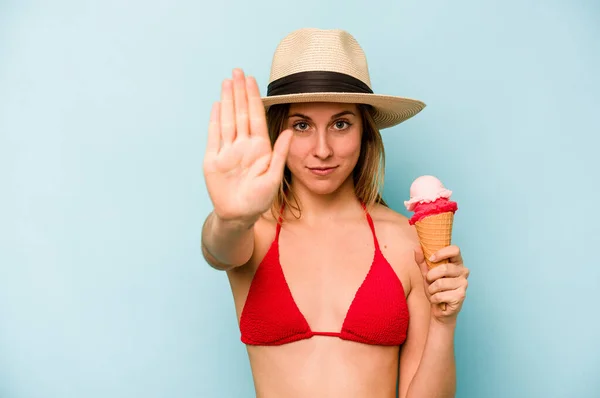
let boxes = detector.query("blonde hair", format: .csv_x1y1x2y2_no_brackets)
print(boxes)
267,103,387,222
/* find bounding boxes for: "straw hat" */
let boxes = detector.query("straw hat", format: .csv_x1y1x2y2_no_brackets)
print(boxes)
262,28,426,129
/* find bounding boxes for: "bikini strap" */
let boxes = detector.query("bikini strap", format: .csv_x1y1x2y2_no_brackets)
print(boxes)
274,202,285,241
276,202,378,248
361,202,381,251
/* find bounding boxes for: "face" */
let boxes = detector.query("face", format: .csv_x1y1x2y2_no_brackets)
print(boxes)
284,102,363,196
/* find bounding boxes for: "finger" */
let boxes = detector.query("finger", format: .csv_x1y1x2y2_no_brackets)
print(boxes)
232,69,250,139
413,247,428,279
206,102,221,157
267,129,293,182
220,79,236,144
426,263,465,284
430,245,462,264
246,76,269,138
430,287,467,305
428,276,466,296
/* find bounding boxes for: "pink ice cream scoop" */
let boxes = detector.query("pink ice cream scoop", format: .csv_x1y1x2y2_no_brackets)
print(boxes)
404,175,458,225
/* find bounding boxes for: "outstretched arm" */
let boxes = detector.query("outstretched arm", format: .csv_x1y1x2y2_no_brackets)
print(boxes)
201,69,292,270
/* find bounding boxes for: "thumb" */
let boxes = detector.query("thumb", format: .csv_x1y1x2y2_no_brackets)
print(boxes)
267,129,293,181
413,246,429,280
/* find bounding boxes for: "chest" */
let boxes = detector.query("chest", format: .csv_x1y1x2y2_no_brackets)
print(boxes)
277,224,382,330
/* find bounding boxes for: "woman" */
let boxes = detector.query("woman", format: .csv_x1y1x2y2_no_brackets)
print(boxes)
201,28,470,398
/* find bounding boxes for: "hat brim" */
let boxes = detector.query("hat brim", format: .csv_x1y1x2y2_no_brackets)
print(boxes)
261,92,426,130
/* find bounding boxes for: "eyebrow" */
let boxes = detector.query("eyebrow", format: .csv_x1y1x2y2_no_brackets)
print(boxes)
287,110,356,121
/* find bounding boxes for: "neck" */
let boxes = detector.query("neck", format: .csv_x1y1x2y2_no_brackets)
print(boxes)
286,176,363,224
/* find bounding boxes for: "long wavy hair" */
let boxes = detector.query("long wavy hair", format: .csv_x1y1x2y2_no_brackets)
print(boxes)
267,103,388,222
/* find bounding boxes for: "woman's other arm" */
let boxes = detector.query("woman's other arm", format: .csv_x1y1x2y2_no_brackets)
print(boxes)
398,244,469,398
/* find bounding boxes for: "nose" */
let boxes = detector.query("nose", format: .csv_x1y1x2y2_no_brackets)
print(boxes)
313,130,333,159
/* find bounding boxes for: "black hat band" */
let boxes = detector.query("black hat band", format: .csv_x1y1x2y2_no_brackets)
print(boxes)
267,71,373,96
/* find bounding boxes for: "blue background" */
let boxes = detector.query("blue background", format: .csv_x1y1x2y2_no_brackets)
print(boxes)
1,1,599,397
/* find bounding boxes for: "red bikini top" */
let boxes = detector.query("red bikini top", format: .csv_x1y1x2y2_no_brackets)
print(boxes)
239,203,410,346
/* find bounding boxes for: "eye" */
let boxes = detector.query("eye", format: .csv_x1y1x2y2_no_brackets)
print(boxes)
293,121,310,131
333,120,351,130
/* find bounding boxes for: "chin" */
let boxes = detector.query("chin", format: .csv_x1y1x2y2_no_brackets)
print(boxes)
304,174,352,195
307,183,342,196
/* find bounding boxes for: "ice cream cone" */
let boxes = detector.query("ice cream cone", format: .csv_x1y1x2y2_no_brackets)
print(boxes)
414,211,454,270
405,175,459,312
414,211,454,311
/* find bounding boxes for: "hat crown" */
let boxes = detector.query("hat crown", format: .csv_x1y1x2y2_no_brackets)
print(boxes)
268,28,372,88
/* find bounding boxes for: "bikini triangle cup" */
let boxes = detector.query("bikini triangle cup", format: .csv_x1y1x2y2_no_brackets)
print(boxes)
239,203,410,346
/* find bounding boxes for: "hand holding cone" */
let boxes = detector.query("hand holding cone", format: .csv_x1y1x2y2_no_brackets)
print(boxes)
405,176,458,311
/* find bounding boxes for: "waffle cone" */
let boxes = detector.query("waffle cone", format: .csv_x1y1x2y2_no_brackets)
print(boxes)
414,212,454,269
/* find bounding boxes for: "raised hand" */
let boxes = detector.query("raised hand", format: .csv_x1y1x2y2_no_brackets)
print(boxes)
414,245,470,323
203,69,293,225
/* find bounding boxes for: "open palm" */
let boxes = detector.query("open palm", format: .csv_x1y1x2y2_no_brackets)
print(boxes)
203,69,292,224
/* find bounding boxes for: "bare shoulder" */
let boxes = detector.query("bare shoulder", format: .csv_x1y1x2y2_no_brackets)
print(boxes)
368,203,421,292
253,209,279,253
368,203,418,247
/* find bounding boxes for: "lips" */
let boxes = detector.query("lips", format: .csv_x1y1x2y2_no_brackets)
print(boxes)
307,166,338,176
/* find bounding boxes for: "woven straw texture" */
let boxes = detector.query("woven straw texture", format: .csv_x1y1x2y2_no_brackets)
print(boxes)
261,28,426,129
268,28,372,87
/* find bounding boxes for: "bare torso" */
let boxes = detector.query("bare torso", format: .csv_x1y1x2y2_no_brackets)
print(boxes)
226,203,418,398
